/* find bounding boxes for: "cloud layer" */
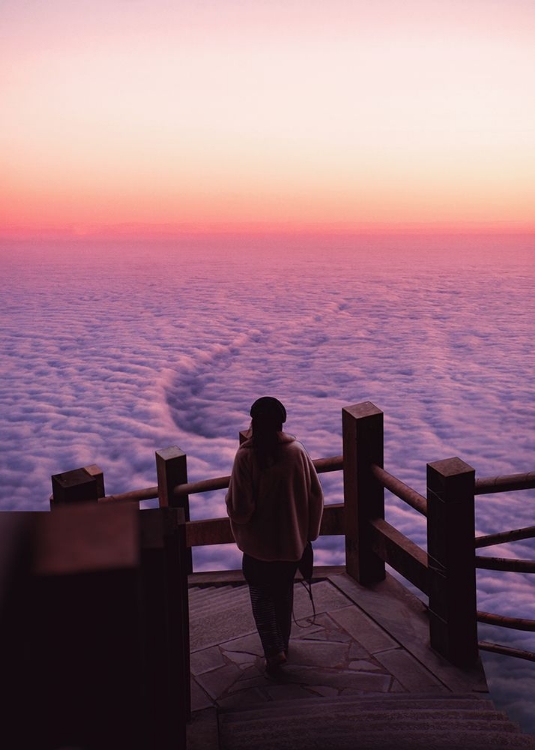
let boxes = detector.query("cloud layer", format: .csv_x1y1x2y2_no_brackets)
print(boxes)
1,233,534,730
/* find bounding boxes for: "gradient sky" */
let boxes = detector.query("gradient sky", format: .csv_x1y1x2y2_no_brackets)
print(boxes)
2,0,535,236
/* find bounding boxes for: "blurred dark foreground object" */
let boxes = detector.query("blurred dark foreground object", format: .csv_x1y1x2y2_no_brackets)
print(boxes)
0,503,189,750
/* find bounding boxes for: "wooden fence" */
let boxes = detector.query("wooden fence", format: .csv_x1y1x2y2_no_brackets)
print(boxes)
51,402,535,662
17,399,533,747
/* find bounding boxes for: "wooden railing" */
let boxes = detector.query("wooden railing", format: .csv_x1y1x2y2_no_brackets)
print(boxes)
47,400,535,719
474,495,535,662
371,453,535,662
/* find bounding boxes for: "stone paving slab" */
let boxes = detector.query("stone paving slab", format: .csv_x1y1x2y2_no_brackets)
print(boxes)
188,571,490,721
190,645,226,675
329,605,399,654
329,572,488,694
221,633,264,657
288,638,350,668
292,579,354,619
190,678,213,712
196,663,244,701
374,648,448,693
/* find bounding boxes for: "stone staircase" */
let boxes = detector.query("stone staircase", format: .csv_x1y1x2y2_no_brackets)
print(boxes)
187,572,535,749
218,693,535,749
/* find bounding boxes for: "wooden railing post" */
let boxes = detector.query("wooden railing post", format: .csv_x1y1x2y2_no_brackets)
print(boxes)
156,447,192,574
50,464,105,508
427,457,478,667
170,508,191,727
140,507,190,746
342,402,385,585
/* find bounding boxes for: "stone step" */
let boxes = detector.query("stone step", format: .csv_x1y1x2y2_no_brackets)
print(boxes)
219,727,535,750
189,584,247,604
189,585,217,600
189,581,317,621
189,588,250,618
220,693,497,715
188,582,247,598
218,695,535,750
189,585,241,605
222,707,515,731
189,586,249,614
188,582,319,650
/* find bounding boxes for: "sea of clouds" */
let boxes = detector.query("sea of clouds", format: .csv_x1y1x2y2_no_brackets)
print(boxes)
1,233,534,730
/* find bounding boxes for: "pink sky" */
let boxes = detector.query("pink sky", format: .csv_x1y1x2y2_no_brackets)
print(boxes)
1,0,535,237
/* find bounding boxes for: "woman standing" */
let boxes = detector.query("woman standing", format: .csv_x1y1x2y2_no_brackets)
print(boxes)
225,397,324,675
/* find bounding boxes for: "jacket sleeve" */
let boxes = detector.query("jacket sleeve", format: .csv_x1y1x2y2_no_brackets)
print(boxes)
225,449,255,524
306,454,324,541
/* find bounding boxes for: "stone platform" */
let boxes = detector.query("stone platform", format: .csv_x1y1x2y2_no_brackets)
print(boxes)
186,567,527,749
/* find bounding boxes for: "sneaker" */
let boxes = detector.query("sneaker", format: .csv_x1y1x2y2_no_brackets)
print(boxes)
265,651,287,676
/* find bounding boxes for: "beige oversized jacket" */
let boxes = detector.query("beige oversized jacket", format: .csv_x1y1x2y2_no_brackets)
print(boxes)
225,432,324,562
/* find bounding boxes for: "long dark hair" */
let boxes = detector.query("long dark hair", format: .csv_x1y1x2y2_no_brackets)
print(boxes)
249,397,287,470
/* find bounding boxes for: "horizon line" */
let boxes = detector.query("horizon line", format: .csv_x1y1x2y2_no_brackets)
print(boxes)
2,220,535,241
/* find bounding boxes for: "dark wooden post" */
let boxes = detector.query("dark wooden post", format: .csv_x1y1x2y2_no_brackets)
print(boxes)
156,447,192,573
168,508,191,727
50,464,105,507
342,402,385,585
140,507,190,747
427,457,478,667
85,464,105,497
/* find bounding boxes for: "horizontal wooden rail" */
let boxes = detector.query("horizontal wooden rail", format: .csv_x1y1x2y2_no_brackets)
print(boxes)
477,610,535,632
186,517,234,547
175,475,230,498
175,455,343,498
98,464,534,506
186,503,345,548
313,455,345,473
475,556,535,573
371,464,427,516
475,525,535,549
100,486,158,503
368,517,429,595
99,455,343,504
475,471,535,495
479,641,535,662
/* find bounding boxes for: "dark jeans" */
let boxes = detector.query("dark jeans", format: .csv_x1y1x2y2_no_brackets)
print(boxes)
242,554,299,658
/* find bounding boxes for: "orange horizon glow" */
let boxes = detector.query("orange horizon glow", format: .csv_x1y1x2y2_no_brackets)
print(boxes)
2,221,535,243
2,0,535,239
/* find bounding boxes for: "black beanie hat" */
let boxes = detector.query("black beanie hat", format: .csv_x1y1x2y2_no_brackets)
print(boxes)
250,396,287,424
